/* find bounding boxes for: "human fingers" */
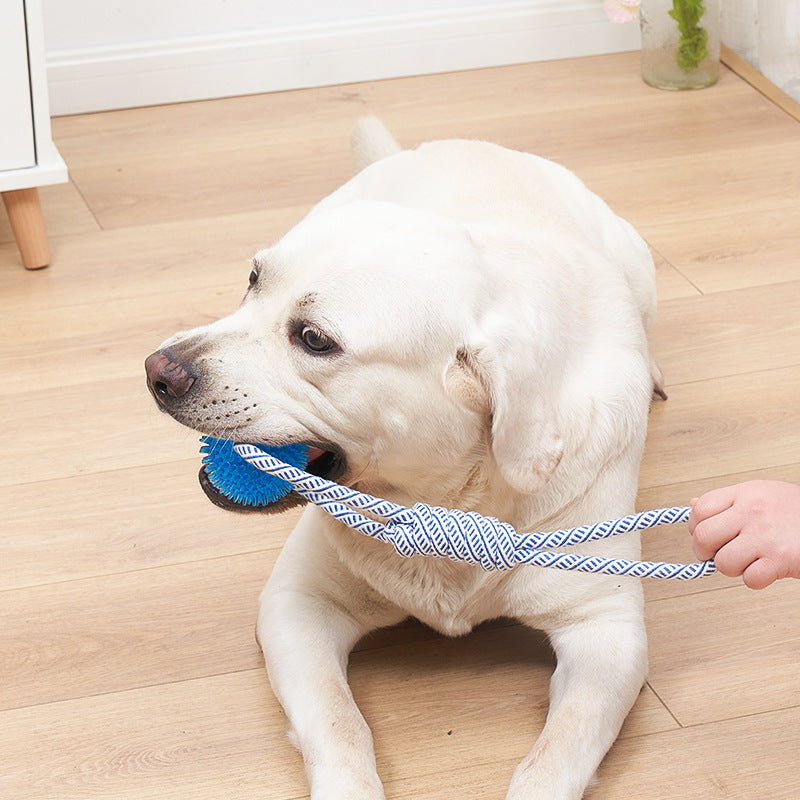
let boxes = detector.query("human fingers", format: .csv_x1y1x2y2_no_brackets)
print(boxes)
688,485,738,531
741,558,781,590
690,504,742,561
710,527,774,580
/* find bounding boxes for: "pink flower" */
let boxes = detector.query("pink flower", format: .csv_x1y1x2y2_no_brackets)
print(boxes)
604,0,641,23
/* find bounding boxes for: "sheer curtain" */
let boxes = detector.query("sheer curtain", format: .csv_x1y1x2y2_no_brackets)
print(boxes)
723,0,800,101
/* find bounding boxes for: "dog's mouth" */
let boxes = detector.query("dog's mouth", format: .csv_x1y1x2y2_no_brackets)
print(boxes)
198,442,347,514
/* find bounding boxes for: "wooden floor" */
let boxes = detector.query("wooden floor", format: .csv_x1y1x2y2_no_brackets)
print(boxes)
2,50,799,799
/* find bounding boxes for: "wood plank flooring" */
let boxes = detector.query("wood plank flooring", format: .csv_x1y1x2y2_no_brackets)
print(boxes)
1,51,799,799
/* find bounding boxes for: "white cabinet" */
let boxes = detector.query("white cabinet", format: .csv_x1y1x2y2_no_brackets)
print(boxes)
0,0,36,171
1,0,68,268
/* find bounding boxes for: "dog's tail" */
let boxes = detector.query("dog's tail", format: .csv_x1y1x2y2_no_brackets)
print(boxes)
351,116,402,173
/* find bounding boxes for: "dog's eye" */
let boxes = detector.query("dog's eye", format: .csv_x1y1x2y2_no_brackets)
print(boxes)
248,266,259,287
300,325,337,354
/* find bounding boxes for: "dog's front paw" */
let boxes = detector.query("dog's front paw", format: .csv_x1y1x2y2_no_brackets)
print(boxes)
505,759,596,800
310,773,386,800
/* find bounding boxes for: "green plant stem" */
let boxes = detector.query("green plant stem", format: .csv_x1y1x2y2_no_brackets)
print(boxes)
668,0,708,72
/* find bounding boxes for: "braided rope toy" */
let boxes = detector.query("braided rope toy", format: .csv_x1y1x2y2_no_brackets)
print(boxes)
225,442,716,581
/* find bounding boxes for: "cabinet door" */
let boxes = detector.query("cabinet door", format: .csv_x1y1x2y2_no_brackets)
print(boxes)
0,0,36,171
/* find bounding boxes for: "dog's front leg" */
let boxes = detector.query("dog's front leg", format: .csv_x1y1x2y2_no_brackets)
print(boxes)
506,606,647,800
257,521,404,800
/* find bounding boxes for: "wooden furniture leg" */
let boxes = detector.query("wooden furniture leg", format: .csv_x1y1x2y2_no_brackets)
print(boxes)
2,187,51,270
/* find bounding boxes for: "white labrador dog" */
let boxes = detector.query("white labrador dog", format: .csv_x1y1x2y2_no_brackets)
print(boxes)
145,118,664,799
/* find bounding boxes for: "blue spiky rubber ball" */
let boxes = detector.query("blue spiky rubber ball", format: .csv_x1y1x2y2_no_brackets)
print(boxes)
199,436,309,509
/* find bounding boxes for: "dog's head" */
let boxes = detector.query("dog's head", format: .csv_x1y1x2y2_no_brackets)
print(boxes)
145,200,563,513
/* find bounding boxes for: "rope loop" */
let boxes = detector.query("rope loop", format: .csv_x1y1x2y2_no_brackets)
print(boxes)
383,504,518,571
231,445,716,580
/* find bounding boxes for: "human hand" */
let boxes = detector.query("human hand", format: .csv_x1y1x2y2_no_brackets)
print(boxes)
688,480,800,589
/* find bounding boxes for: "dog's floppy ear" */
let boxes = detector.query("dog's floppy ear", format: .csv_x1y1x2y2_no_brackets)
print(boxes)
451,315,564,496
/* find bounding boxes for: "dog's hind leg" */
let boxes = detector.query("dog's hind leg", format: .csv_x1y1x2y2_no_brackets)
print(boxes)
257,513,405,800
650,356,667,401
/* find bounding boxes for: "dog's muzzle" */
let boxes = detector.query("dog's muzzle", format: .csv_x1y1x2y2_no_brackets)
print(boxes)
144,347,349,514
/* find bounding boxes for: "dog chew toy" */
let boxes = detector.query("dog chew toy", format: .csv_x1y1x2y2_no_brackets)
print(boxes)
200,436,309,508
218,443,717,581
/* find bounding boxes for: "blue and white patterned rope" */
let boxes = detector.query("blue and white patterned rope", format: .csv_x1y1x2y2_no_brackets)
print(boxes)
234,444,716,580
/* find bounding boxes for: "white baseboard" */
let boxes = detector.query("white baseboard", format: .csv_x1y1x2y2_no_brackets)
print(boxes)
46,1,641,115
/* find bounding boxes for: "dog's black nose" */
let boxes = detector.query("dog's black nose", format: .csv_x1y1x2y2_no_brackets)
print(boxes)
145,351,195,407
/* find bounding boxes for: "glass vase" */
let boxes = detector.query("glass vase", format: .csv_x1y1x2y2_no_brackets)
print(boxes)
640,0,720,90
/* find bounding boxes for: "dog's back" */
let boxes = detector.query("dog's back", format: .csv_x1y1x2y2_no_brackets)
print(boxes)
345,116,662,395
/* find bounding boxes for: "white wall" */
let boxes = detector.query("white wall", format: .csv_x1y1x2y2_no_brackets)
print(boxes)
723,0,800,102
42,0,641,115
